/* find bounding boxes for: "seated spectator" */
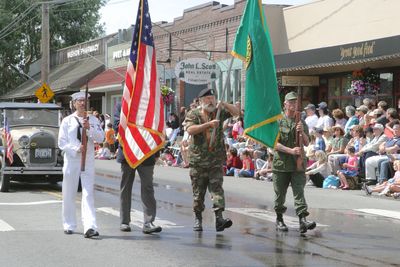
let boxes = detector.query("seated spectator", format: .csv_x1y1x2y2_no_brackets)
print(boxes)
232,117,244,140
344,105,359,136
363,160,400,196
304,104,318,134
327,126,347,174
306,150,331,188
357,123,388,178
332,108,347,129
305,133,317,166
384,108,399,138
315,102,334,130
255,153,273,181
226,148,243,176
337,146,358,190
365,123,400,183
323,126,334,150
160,148,175,166
95,142,111,160
356,105,369,128
238,150,255,178
376,100,388,125
314,128,326,151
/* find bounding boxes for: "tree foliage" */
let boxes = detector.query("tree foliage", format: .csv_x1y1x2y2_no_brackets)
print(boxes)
0,0,106,95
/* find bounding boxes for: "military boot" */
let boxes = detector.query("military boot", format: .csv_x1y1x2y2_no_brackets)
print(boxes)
193,212,203,232
276,214,288,232
215,210,232,232
299,216,316,234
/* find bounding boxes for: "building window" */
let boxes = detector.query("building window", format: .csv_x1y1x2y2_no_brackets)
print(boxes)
324,71,394,109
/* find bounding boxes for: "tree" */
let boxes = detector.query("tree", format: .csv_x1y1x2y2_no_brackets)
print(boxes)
0,0,106,95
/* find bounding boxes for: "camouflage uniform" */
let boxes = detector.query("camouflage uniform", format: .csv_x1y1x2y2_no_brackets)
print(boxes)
184,107,231,213
272,113,310,217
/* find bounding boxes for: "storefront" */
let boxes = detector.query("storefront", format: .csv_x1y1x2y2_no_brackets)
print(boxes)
275,35,400,109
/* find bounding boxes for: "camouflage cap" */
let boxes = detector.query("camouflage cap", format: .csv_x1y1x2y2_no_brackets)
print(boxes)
284,91,298,101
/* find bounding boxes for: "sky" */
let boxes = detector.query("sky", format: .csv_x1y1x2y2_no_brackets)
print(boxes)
100,0,311,34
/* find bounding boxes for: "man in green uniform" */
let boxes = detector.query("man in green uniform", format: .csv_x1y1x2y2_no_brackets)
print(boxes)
273,91,317,234
184,88,239,232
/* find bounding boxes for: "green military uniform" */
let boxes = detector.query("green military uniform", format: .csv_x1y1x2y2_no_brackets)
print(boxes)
184,107,231,213
272,93,310,218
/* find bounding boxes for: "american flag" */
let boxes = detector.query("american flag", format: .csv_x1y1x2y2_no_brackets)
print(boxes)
118,0,165,168
3,117,14,165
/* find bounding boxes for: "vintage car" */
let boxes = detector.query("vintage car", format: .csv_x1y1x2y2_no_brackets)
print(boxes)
0,102,64,192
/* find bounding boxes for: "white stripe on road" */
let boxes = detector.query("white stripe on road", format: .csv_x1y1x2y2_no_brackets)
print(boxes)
97,207,184,229
0,219,15,231
226,208,329,228
0,200,62,206
355,209,400,220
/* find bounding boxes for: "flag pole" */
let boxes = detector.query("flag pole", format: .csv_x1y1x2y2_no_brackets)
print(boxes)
209,56,235,149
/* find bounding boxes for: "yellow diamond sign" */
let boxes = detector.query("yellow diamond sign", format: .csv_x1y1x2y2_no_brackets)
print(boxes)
35,83,54,103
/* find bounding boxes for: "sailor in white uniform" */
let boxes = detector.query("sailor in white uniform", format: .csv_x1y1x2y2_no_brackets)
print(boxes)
58,92,105,238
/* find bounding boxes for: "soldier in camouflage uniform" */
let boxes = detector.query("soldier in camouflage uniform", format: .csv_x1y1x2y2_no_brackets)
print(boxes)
184,88,239,232
273,91,317,234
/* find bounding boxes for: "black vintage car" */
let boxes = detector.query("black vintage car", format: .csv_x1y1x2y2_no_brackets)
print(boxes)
0,102,64,192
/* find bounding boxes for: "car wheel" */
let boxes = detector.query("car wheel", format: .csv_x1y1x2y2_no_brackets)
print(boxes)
0,170,10,192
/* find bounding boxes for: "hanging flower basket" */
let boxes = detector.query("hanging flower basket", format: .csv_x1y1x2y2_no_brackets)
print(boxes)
161,85,174,105
347,68,380,96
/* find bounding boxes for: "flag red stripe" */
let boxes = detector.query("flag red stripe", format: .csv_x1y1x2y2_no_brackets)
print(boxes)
130,126,151,154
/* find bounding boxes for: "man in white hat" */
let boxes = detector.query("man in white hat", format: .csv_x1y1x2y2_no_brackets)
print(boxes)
58,91,105,238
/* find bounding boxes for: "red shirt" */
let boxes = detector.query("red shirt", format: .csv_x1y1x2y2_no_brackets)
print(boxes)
227,155,242,169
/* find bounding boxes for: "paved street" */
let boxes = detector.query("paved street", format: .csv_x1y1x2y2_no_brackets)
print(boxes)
1,159,399,266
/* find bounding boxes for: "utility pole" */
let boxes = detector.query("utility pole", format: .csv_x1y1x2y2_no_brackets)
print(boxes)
41,2,50,85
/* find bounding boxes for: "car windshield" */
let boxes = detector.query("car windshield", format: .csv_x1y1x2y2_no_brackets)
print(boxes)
5,109,59,127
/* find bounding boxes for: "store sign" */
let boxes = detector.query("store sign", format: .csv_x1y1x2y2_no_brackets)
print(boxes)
340,41,376,61
175,58,221,85
113,48,130,60
281,76,319,86
67,44,99,58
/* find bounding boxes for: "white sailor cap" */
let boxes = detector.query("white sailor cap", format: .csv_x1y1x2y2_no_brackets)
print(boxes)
71,91,90,101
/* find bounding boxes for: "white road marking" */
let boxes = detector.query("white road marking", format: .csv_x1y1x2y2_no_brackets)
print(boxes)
97,207,184,229
0,219,15,232
227,208,329,228
355,209,400,220
0,200,62,206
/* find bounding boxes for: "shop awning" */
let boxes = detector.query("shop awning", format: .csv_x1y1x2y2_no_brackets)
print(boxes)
86,66,126,92
275,35,400,74
1,55,105,100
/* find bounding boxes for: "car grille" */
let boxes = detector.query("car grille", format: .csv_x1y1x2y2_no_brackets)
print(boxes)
29,132,57,165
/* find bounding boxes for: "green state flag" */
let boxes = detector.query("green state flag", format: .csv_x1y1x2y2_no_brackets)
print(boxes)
231,0,282,148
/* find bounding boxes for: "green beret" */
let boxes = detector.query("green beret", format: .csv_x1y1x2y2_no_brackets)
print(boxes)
284,91,298,101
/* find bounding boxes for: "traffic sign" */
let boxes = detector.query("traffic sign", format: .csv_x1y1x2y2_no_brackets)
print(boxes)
35,83,54,103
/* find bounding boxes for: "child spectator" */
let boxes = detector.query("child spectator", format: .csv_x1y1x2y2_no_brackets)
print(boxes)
232,117,244,140
363,160,400,196
314,128,326,151
238,150,255,178
337,146,358,190
105,123,116,156
226,148,243,176
305,150,331,188
95,142,111,160
160,148,175,166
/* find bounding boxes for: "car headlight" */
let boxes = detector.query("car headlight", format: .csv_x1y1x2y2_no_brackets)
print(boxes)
18,135,30,147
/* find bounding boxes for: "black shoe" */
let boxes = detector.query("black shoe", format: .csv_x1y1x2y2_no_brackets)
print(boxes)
193,213,203,232
216,217,233,232
142,222,162,234
299,217,316,234
84,228,99,238
64,230,73,235
120,224,132,232
276,220,288,232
